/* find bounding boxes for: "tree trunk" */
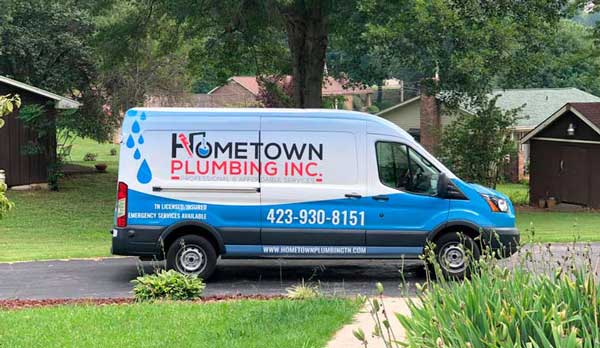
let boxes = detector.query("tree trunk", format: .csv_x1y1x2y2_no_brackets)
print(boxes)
281,1,328,108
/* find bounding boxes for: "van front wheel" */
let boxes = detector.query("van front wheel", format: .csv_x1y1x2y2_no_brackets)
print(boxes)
433,233,480,279
166,235,217,280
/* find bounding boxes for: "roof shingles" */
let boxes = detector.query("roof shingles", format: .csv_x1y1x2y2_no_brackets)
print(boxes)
491,88,600,129
569,102,600,129
227,76,372,96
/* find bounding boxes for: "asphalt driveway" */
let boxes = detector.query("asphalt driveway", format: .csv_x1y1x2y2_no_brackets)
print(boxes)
0,258,424,299
1,243,599,299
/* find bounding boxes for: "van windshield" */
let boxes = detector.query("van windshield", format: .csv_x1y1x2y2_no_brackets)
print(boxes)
376,142,440,195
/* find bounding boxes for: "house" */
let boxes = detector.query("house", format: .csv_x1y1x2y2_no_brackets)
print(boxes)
377,88,600,181
208,76,373,109
0,76,80,187
522,102,600,208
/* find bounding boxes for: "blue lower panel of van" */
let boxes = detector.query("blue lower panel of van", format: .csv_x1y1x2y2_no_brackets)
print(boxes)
224,245,423,257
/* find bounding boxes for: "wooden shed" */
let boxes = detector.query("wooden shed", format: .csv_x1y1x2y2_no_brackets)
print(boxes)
522,102,600,208
0,76,80,187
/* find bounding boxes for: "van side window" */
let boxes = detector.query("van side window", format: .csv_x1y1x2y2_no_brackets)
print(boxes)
376,142,440,195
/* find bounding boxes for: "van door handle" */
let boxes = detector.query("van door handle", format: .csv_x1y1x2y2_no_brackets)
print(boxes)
372,195,389,201
344,193,362,199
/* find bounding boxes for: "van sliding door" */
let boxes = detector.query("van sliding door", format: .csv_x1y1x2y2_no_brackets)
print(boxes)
259,116,368,256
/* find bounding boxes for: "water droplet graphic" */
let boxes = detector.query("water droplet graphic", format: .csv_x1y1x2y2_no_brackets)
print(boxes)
132,120,140,134
134,148,141,160
126,109,137,117
137,159,152,184
126,135,135,148
138,134,144,145
140,112,147,120
199,146,209,156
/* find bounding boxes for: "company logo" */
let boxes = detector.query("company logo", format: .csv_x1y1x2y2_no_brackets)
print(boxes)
170,132,324,182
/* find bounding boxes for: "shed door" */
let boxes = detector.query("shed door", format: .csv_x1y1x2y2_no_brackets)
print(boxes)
559,146,590,205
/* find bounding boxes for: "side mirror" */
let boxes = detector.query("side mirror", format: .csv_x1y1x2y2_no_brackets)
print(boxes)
436,173,449,198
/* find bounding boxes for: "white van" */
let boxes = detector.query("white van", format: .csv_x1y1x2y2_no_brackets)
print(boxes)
112,108,519,279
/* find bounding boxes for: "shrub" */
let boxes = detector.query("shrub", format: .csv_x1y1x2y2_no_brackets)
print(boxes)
131,270,205,302
497,183,529,206
286,280,320,299
83,152,98,161
366,105,380,114
440,96,520,188
0,181,14,219
109,148,117,156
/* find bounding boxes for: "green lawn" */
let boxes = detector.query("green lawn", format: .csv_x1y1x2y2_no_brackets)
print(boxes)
0,138,119,261
1,140,599,262
0,299,359,348
496,183,600,242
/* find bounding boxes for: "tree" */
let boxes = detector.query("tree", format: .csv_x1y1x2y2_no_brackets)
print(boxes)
0,94,19,218
439,96,521,188
0,94,20,129
0,0,119,143
147,0,359,108
497,20,600,96
93,0,195,113
339,1,567,103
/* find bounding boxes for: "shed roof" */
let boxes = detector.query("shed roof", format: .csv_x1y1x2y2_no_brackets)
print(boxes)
210,76,373,96
569,102,600,128
521,102,600,143
0,75,81,109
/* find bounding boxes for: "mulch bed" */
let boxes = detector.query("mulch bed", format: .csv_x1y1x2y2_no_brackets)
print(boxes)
0,294,285,311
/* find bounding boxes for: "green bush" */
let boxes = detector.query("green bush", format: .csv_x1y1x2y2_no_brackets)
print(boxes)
398,251,600,348
131,270,205,302
0,181,14,219
83,152,98,161
366,105,380,114
497,183,529,206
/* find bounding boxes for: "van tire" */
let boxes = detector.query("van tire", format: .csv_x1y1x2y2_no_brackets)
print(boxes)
433,232,480,280
166,235,217,280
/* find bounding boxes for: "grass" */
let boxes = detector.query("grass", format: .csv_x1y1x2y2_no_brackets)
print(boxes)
0,299,359,348
0,138,119,261
0,139,599,262
496,183,529,206
517,211,600,243
496,183,600,242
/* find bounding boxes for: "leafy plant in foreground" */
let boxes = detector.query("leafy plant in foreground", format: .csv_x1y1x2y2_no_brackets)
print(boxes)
131,270,205,302
361,242,600,348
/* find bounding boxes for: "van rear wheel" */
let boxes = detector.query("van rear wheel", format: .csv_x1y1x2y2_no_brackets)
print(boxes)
433,233,480,279
166,235,217,280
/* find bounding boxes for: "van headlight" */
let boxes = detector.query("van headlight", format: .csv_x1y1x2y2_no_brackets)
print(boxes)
481,194,509,213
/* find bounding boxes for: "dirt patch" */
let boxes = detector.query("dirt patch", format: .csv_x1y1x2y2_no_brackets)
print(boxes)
0,294,285,311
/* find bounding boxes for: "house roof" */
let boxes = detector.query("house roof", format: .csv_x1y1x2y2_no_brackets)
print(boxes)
209,76,373,96
376,96,422,115
521,102,600,143
0,75,81,109
491,88,600,130
377,88,600,130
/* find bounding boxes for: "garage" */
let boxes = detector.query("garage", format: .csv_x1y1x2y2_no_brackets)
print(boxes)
522,102,600,208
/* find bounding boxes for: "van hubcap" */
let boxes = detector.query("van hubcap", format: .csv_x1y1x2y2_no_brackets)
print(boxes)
177,247,206,273
440,244,467,273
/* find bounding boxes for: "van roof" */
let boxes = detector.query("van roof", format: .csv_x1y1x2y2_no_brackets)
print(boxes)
128,107,409,137
125,107,455,177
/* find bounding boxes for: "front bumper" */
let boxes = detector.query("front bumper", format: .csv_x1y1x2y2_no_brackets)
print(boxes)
481,227,520,258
